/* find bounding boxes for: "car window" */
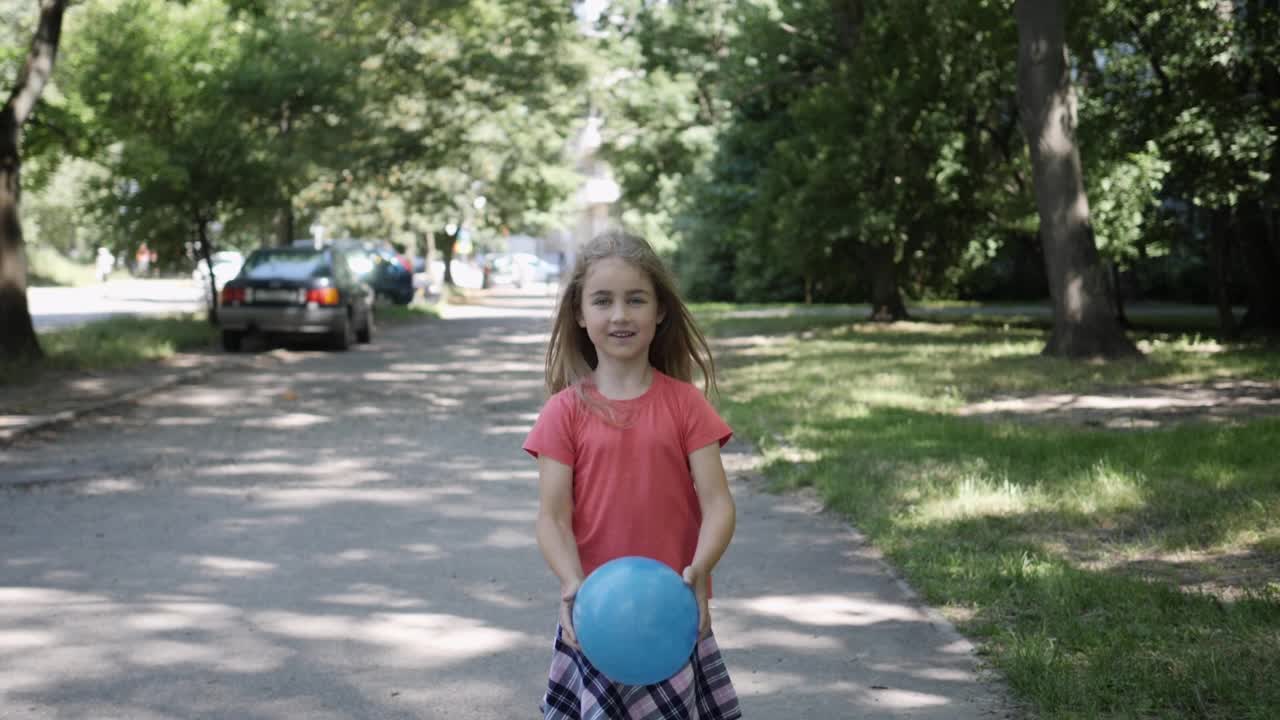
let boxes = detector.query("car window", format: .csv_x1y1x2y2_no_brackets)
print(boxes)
346,251,375,278
332,252,353,283
242,250,330,280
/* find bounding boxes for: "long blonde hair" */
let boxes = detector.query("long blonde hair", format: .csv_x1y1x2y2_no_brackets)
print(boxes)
545,231,718,399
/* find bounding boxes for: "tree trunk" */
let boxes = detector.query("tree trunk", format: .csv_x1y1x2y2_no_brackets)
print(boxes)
1236,200,1280,333
441,227,457,287
0,115,41,360
1014,0,1140,359
195,218,218,325
864,242,907,322
829,0,865,55
274,205,295,247
1109,262,1130,329
0,0,71,363
1208,207,1238,338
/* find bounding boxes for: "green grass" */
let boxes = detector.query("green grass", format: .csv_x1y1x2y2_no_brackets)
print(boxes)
1,315,217,385
701,306,1280,719
26,245,101,287
376,297,442,323
1,299,440,386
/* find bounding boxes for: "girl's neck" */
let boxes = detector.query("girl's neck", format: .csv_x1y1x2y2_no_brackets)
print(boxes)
591,362,655,401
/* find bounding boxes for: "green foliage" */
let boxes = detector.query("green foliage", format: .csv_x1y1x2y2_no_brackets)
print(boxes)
9,0,1279,313
303,0,588,254
583,0,1278,311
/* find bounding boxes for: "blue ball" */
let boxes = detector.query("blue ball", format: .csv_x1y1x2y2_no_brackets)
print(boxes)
572,556,700,686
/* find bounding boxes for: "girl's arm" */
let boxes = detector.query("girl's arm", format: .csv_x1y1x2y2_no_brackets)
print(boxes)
684,441,737,637
535,454,586,646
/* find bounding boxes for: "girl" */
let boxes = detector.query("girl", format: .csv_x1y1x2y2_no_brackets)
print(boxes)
523,231,743,720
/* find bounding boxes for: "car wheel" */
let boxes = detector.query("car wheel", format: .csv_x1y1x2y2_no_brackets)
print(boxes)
331,312,354,351
221,330,243,352
357,307,374,344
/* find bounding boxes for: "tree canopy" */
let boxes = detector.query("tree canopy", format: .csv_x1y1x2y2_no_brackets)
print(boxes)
4,0,1279,362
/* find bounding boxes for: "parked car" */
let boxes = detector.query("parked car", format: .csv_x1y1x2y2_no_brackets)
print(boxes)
217,246,374,351
193,251,244,307
482,252,560,288
306,239,415,305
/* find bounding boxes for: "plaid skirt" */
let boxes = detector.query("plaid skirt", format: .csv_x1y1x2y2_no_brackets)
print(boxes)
541,626,742,720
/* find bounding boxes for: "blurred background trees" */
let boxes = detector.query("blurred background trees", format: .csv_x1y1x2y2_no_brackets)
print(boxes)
3,0,1278,361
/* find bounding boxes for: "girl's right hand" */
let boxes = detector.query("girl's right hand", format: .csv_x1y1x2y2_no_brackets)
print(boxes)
559,579,582,650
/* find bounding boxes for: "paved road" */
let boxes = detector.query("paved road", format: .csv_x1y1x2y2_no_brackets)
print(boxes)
28,280,205,331
0,292,1012,719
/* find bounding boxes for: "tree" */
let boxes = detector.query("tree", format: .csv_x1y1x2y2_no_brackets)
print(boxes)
1014,0,1140,358
0,0,69,362
70,0,280,323
313,0,586,287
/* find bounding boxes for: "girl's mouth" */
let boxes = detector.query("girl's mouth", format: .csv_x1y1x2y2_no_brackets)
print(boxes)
609,331,636,338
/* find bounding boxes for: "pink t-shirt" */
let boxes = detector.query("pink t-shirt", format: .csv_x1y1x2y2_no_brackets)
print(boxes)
523,370,732,583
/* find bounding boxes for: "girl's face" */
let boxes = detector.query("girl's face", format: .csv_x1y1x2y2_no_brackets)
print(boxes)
577,257,665,369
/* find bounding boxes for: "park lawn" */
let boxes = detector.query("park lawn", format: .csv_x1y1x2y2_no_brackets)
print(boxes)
1,314,218,385
700,307,1280,720
0,298,441,385
374,297,442,323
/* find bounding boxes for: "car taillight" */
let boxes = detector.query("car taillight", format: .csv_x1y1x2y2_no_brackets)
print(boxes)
306,288,340,306
221,287,246,304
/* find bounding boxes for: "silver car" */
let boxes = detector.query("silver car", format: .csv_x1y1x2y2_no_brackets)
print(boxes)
217,247,375,352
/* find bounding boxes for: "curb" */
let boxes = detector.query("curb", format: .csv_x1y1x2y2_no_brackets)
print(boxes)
0,352,280,445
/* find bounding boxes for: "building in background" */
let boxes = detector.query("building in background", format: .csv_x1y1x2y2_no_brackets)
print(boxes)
547,113,620,273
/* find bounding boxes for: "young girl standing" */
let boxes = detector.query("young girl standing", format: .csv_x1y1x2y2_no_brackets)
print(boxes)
524,232,743,720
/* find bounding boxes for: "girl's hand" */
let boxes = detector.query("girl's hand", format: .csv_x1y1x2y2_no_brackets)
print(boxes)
681,565,711,639
558,579,583,650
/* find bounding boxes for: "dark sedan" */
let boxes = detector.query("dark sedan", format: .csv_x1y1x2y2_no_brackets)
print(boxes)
218,247,375,351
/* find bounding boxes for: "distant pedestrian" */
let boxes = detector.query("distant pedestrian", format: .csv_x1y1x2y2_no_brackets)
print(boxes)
95,247,114,283
135,243,151,276
523,231,742,720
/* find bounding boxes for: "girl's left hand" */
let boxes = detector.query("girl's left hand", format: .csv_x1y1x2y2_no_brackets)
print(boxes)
681,565,711,639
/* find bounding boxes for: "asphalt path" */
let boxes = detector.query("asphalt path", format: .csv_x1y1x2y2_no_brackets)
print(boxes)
0,291,1012,719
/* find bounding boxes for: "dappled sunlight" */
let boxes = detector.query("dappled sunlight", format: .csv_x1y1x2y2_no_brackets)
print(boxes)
194,460,392,485
435,504,533,524
461,582,537,610
861,686,951,709
319,584,429,609
477,468,538,482
4,297,1037,716
231,486,443,510
0,629,57,651
717,626,844,651
722,593,923,627
252,610,532,668
0,591,291,694
499,332,552,345
484,424,535,436
152,416,215,427
732,670,952,711
400,543,446,559
479,526,535,549
243,412,332,430
80,478,142,494
916,473,1033,522
183,555,277,579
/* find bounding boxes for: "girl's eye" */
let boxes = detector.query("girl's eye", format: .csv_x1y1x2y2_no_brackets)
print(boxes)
628,297,645,305
593,299,609,307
